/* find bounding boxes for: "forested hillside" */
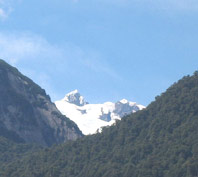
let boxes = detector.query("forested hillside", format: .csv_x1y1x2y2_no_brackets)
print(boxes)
1,72,198,177
0,137,41,167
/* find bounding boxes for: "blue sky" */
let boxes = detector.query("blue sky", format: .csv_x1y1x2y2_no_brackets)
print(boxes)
0,0,198,105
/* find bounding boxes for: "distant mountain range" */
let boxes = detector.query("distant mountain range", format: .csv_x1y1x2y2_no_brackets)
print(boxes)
55,90,145,135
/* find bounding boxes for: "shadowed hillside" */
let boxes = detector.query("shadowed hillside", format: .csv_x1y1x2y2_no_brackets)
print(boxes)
0,59,83,147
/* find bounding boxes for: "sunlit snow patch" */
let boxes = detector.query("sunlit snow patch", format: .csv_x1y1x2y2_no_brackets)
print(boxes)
55,90,145,135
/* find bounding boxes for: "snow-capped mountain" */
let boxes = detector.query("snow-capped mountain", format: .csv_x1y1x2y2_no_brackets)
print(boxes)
55,90,145,135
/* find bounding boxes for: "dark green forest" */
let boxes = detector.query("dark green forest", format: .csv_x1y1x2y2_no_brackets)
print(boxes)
1,72,198,177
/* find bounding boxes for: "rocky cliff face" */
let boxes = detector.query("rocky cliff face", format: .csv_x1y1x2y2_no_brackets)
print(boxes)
0,60,83,146
63,89,89,106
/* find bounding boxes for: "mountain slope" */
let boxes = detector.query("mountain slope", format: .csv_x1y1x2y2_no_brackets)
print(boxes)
55,90,145,135
0,59,82,146
1,72,198,177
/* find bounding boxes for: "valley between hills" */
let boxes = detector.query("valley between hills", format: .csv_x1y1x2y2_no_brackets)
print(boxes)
0,59,198,177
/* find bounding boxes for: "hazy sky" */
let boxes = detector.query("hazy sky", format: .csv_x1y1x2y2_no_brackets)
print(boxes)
0,0,198,105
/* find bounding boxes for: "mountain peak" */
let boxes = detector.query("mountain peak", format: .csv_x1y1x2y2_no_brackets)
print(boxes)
63,90,88,106
119,99,129,104
68,89,79,95
56,91,145,135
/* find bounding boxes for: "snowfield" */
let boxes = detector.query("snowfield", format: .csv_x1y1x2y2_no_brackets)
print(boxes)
55,90,145,135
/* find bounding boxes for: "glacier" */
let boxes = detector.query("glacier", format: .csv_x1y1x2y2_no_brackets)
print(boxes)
55,90,145,135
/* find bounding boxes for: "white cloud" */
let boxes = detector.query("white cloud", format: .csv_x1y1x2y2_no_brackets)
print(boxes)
0,0,14,20
0,32,118,76
0,32,66,99
0,32,64,65
0,8,7,19
0,32,120,100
